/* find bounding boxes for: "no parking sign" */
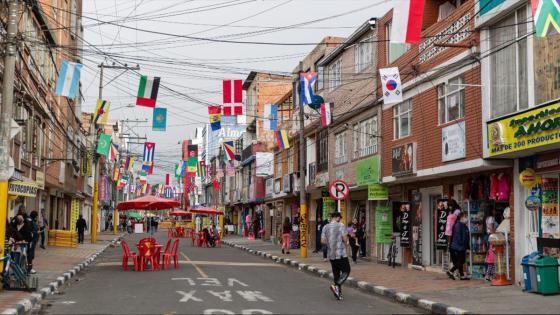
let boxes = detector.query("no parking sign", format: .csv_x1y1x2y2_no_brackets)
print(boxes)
329,179,349,201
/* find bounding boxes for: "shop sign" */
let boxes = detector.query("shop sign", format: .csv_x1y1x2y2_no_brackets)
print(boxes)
322,197,335,219
397,202,411,247
367,184,388,200
8,181,38,197
356,155,380,186
283,174,291,193
35,171,45,190
436,199,449,249
70,199,80,231
375,206,393,244
541,177,560,239
519,168,537,188
442,122,466,162
487,101,560,157
391,143,415,177
265,178,273,198
315,172,328,187
525,195,541,212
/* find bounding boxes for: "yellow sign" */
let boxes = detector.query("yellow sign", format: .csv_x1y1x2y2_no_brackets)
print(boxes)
70,199,80,231
488,102,560,156
36,171,45,189
8,181,38,197
519,168,537,188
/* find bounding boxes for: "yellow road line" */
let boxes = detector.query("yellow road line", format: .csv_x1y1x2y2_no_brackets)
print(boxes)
180,251,208,278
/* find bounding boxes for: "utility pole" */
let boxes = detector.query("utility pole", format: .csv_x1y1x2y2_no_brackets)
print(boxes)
0,0,19,261
297,62,308,258
92,62,139,243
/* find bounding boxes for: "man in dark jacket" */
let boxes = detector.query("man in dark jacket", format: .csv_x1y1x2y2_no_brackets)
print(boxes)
27,211,40,274
76,215,88,244
447,212,470,280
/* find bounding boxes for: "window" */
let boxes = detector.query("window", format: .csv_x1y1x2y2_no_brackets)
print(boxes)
335,131,347,164
317,129,329,172
317,66,324,90
287,148,294,174
386,22,410,64
394,100,412,139
48,126,54,159
353,116,378,158
438,75,465,124
355,36,373,72
490,6,528,118
275,153,282,178
329,59,341,91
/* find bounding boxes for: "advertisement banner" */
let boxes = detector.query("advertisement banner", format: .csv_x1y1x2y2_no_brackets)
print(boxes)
436,199,449,249
70,199,80,231
542,177,560,238
35,171,45,189
8,181,38,197
256,152,274,177
368,184,388,200
375,206,393,244
322,197,335,219
395,202,411,247
391,143,415,177
487,101,560,156
442,121,466,162
356,155,380,186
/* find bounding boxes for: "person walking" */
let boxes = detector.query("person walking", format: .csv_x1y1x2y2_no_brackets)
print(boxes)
321,212,350,301
39,209,48,249
447,212,470,280
347,220,359,264
76,215,88,244
27,211,39,274
9,215,31,268
357,217,367,258
281,217,291,255
321,216,330,261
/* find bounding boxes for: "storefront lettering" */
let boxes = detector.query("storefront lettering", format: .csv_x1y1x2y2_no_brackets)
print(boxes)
299,216,308,249
8,181,38,197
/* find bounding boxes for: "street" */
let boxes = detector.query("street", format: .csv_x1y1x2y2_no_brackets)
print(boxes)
38,232,418,315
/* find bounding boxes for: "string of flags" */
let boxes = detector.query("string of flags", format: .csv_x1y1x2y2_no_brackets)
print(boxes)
264,104,278,131
208,106,222,131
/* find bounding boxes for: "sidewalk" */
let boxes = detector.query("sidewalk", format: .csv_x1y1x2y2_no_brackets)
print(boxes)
0,232,121,314
224,235,560,314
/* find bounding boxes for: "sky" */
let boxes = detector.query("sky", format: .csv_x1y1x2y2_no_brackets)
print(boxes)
81,0,394,183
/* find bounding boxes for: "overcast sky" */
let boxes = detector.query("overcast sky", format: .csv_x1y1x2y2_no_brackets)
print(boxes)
82,0,394,183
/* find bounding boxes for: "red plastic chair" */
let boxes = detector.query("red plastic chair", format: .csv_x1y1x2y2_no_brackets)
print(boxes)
199,232,207,247
138,241,159,271
191,231,197,246
120,240,139,271
163,239,180,270
215,232,222,248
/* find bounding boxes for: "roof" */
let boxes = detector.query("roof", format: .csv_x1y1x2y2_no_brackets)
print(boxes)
242,71,291,90
317,20,373,66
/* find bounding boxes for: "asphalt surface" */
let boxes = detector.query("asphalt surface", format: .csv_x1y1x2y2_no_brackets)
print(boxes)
39,232,419,315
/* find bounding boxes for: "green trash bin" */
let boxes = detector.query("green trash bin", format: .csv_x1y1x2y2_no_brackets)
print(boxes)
535,256,560,295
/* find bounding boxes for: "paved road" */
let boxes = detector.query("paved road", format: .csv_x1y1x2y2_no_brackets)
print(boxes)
39,232,419,315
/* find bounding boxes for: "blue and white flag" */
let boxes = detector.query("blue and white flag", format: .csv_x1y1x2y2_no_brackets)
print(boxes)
152,108,167,131
55,60,82,99
300,72,317,105
263,104,278,131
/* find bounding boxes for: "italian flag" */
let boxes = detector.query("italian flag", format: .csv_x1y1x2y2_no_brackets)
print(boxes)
391,0,426,44
136,75,160,107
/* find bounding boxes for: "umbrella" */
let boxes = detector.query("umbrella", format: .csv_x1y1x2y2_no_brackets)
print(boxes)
127,212,142,219
189,207,224,215
169,210,190,217
117,195,180,211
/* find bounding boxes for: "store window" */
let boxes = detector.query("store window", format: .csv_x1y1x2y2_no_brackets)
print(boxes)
329,58,342,91
355,35,373,73
438,75,464,124
393,100,412,139
490,6,528,118
335,131,347,164
386,22,410,64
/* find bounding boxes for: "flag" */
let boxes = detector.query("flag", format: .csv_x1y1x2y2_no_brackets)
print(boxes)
264,104,278,131
181,160,188,177
152,108,167,131
93,99,111,125
379,67,403,105
208,106,222,131
141,183,147,194
275,130,290,149
165,173,170,186
96,134,111,156
112,166,120,182
55,60,82,99
109,142,118,161
136,75,160,107
119,175,128,189
321,103,333,128
124,156,134,172
223,141,236,161
223,79,243,116
391,0,426,44
187,145,198,177
139,170,147,185
143,142,155,164
199,161,206,178
531,0,560,37
175,163,182,179
142,162,153,174
300,72,317,105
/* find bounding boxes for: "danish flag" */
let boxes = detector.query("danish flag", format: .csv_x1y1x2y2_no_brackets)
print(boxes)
223,79,243,116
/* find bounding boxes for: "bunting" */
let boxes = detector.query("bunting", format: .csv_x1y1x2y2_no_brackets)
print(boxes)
187,145,198,177
136,75,160,107
208,106,222,131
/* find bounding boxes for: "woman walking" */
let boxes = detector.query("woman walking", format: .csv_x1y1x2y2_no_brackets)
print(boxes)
347,219,359,264
447,212,470,280
281,217,291,254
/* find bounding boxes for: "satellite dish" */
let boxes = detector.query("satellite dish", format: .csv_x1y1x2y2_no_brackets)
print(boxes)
308,95,324,110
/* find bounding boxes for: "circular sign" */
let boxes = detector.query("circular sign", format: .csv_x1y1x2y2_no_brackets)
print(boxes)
386,79,398,91
329,179,349,201
525,195,541,212
519,168,536,188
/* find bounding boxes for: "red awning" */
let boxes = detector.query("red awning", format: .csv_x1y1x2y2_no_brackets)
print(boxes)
189,207,224,215
117,195,180,211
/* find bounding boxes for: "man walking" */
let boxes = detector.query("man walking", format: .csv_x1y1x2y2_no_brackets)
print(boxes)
39,209,48,249
321,212,350,300
76,215,87,244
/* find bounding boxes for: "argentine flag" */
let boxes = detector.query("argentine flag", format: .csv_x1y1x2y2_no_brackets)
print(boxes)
55,60,82,99
300,72,317,105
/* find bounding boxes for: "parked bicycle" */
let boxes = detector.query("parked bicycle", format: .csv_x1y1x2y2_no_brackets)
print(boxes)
387,235,398,268
1,240,38,291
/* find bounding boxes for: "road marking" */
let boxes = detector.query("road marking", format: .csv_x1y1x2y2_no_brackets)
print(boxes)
181,252,208,278
177,290,203,302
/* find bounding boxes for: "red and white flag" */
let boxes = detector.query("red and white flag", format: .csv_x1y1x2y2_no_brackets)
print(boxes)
391,0,426,44
223,79,243,116
321,103,332,128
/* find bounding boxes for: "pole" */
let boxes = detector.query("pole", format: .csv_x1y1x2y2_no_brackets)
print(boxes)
0,0,19,262
91,63,103,244
297,64,307,258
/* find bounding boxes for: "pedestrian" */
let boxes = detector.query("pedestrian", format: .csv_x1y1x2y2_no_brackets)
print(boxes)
321,212,350,301
9,215,31,268
154,218,159,232
27,211,39,274
76,215,88,244
314,215,323,253
39,209,48,249
347,220,359,264
485,221,497,281
126,218,132,234
357,217,367,257
203,226,215,247
281,217,291,255
321,216,329,261
447,212,470,280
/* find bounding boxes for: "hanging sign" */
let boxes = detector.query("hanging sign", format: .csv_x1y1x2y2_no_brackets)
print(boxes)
392,143,415,177
397,202,411,248
442,122,466,162
368,184,389,200
375,206,393,244
329,179,349,201
436,199,449,249
525,195,541,212
8,181,38,197
35,171,45,190
519,168,537,188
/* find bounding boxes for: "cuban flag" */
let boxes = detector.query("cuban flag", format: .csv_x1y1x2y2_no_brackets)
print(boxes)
143,142,155,163
264,104,278,131
300,72,317,105
391,0,426,44
55,60,82,99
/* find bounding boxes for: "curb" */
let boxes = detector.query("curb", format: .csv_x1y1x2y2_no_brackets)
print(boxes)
1,234,125,315
223,240,471,315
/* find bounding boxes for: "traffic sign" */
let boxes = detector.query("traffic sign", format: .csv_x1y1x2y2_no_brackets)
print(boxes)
329,179,349,200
